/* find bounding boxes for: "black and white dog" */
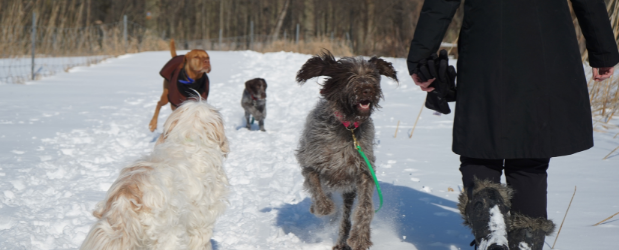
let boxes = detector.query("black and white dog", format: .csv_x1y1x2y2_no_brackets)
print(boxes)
295,50,397,250
241,78,267,131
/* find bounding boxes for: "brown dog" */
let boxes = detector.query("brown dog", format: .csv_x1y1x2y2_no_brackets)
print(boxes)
241,78,267,131
149,39,212,132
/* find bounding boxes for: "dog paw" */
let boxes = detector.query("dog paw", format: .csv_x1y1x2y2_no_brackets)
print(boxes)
260,128,266,132
148,120,157,132
310,199,335,216
346,231,372,250
332,243,351,250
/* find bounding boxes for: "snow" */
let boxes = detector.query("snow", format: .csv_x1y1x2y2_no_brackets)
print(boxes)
478,205,508,250
519,242,532,250
0,50,618,249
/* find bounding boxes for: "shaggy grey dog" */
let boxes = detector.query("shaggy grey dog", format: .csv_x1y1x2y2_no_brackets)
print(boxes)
295,50,397,250
241,78,267,131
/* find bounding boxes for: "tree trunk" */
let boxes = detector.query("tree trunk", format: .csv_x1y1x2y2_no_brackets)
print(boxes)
271,0,291,40
365,0,375,52
219,0,224,37
303,0,315,40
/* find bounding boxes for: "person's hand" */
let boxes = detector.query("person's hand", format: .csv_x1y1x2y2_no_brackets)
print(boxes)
593,67,614,81
411,74,435,92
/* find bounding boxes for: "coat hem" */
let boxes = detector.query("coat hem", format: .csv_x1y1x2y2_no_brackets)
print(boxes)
452,142,593,159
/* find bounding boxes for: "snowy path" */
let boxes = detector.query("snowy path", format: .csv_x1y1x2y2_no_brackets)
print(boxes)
0,51,618,249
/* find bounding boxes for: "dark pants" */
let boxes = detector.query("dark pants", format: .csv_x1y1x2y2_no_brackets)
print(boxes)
460,156,550,219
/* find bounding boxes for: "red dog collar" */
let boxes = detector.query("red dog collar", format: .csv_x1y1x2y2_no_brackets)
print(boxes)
334,111,360,129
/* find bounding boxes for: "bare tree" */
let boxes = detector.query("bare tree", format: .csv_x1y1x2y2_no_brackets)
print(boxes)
271,0,291,40
1,0,473,57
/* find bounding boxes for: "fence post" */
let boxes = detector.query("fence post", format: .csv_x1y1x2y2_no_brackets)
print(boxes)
250,21,254,50
31,12,36,80
346,32,352,49
295,23,299,44
123,15,127,53
219,0,224,50
219,29,223,49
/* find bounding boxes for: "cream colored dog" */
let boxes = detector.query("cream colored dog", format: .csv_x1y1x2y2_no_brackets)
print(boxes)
81,100,229,250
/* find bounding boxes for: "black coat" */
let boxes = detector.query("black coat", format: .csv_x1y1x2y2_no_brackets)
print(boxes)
408,0,619,159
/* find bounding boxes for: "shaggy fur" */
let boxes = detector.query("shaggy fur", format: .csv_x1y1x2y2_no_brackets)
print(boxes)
295,50,397,250
81,100,229,250
508,213,556,250
510,213,556,236
458,178,514,228
241,78,268,131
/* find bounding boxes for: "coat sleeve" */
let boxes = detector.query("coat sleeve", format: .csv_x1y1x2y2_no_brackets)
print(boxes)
407,0,461,75
570,0,619,68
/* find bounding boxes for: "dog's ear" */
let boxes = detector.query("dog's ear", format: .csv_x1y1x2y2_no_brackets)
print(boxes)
245,79,252,90
245,78,259,92
217,127,230,158
296,50,337,84
205,52,211,74
260,79,267,98
156,119,179,145
369,57,398,82
210,115,230,157
179,55,187,71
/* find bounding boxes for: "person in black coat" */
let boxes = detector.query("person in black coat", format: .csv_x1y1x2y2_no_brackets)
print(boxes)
407,0,618,249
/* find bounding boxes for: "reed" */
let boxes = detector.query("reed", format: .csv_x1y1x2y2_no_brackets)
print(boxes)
552,186,577,249
409,97,426,139
593,211,619,226
586,0,619,158
394,120,401,138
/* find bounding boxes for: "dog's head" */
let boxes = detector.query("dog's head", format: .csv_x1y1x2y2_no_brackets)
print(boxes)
184,49,211,74
244,78,267,100
296,50,398,121
157,100,229,157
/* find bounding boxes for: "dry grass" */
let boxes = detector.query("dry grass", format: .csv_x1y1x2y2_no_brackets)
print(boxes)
588,68,619,159
590,76,619,124
0,1,168,58
0,23,169,58
1,1,352,59
260,37,353,57
586,0,619,158
162,36,354,57
552,186,577,249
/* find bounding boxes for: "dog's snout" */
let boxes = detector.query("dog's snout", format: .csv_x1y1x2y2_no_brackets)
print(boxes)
360,85,374,97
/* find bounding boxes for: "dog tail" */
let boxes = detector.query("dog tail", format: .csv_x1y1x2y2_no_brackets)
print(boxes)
80,172,149,250
170,38,177,57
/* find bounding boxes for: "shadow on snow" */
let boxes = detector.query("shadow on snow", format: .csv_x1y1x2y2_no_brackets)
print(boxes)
262,182,472,250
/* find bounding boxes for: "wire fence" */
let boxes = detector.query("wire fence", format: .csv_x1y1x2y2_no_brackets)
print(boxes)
0,15,354,84
0,15,168,84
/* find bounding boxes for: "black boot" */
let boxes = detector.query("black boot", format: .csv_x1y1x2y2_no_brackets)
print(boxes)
458,179,513,250
508,213,555,250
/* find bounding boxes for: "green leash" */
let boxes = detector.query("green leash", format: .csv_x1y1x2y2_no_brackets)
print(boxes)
348,128,384,213
251,116,255,125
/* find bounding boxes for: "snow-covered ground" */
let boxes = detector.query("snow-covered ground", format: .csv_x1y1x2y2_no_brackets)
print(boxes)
0,51,617,250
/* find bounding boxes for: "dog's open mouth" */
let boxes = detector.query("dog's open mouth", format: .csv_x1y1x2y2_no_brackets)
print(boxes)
357,100,371,110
